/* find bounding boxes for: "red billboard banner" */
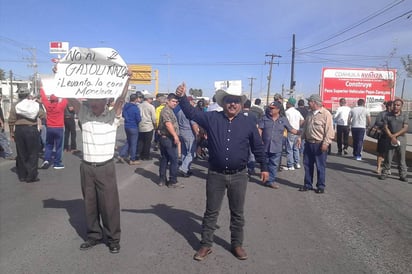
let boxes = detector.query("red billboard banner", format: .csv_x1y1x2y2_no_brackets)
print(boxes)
320,67,396,112
49,41,69,54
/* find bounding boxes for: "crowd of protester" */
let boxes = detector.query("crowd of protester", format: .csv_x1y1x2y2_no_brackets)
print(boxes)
0,81,410,260
0,89,410,186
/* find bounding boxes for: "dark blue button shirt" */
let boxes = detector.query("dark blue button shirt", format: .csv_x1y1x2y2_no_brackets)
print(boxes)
258,114,293,153
179,96,268,172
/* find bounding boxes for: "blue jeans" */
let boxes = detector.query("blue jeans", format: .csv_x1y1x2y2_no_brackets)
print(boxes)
159,136,178,183
122,127,139,161
286,134,300,168
179,133,196,173
336,125,349,152
0,130,13,157
44,127,64,165
299,139,305,155
247,148,256,174
267,152,282,185
200,169,248,248
303,142,327,190
351,127,365,157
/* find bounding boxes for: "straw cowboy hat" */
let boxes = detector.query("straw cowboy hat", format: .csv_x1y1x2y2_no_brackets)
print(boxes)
215,89,247,107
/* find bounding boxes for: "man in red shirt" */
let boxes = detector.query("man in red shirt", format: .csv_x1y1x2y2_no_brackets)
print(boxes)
39,88,68,169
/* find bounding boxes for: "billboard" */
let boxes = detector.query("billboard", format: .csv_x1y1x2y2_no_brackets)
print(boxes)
49,41,69,54
214,80,242,93
320,67,396,112
129,64,152,84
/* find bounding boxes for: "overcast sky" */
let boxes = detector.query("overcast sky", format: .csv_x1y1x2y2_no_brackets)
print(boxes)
1,0,411,99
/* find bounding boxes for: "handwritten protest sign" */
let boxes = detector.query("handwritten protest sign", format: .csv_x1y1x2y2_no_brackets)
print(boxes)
39,74,56,96
53,47,128,98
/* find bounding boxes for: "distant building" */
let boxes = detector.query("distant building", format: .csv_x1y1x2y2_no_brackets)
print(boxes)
0,80,33,119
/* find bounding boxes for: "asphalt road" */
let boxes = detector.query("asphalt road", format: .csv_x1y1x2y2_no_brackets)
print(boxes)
0,128,411,274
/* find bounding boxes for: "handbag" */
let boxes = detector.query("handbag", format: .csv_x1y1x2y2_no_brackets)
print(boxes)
366,126,381,139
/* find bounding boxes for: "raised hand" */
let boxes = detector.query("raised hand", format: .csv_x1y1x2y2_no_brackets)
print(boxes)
175,82,186,97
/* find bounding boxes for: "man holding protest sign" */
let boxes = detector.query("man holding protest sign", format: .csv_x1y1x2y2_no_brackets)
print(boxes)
53,47,131,254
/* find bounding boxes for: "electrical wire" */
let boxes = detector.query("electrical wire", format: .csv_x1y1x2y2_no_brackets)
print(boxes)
298,0,405,51
304,9,412,53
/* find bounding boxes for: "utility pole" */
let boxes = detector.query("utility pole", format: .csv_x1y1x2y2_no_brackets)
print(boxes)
154,69,159,96
265,54,281,106
162,54,171,92
289,34,296,95
401,78,406,99
23,48,38,95
9,70,13,105
248,77,256,100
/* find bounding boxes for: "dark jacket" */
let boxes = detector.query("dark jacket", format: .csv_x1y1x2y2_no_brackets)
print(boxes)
122,102,141,129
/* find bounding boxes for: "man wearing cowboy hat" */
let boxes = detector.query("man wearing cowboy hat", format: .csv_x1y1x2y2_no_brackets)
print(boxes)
175,83,269,261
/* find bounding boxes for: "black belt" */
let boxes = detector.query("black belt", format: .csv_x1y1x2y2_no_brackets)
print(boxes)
210,166,246,175
15,124,37,127
306,139,322,144
83,158,113,167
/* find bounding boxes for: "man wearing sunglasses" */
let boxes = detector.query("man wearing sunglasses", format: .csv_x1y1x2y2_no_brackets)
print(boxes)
175,83,269,261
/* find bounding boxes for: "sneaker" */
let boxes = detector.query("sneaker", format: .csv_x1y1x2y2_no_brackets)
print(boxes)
387,170,392,175
281,166,295,171
315,188,325,194
158,178,167,187
117,157,126,164
265,182,280,189
167,182,184,188
295,164,301,169
129,160,140,165
40,160,50,169
343,149,348,155
108,242,120,254
178,169,191,177
53,163,65,169
355,156,362,161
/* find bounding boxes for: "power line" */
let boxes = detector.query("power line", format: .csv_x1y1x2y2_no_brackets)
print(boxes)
298,0,405,51
305,9,412,53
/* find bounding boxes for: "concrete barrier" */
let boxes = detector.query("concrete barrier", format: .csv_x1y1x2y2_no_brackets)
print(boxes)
347,135,412,167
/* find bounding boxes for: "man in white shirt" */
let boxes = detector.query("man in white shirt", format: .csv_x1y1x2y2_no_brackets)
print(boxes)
207,95,223,112
348,99,371,161
284,97,304,170
138,93,156,160
333,98,351,155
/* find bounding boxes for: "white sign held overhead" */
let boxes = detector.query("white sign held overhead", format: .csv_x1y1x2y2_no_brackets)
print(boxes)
49,41,69,54
39,74,56,95
214,80,242,93
53,47,129,99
